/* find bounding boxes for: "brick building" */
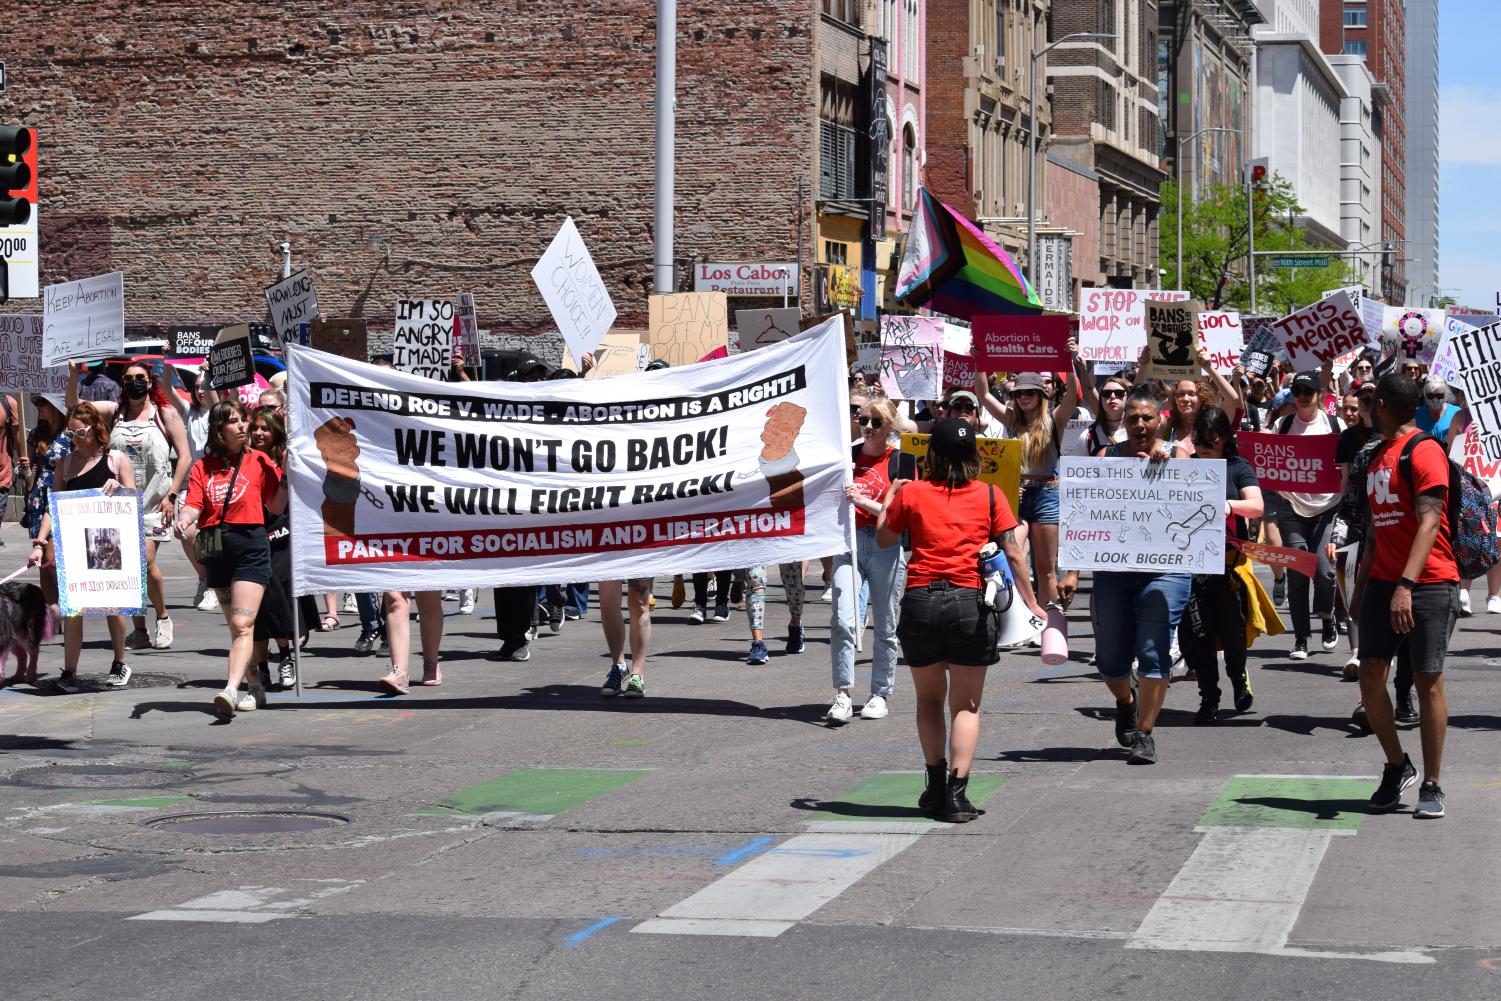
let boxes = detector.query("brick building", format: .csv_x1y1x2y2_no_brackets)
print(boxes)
0,2,827,349
1158,1,1261,194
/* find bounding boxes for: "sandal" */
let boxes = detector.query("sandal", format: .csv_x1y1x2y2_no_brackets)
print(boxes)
318,615,340,632
420,662,442,687
378,668,409,695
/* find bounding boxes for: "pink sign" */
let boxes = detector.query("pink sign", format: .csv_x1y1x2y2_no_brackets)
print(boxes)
1231,539,1319,578
1078,288,1190,363
973,315,1071,372
1239,431,1341,493
943,350,977,390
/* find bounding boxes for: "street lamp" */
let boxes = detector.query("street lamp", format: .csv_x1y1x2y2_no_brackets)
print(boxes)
1175,127,1241,290
1027,30,1117,293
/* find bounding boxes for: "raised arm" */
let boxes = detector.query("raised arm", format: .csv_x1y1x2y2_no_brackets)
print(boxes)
1051,338,1083,425
975,369,1010,425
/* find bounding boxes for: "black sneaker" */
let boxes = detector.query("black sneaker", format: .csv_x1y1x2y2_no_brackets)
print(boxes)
1369,754,1417,812
354,628,378,655
1195,697,1218,724
1272,576,1287,607
498,639,531,662
1335,614,1350,636
1321,619,1339,651
1127,730,1157,764
1414,780,1445,819
785,625,805,655
1232,676,1255,713
1114,697,1138,748
1290,639,1309,660
547,604,564,634
712,604,730,622
1395,690,1419,724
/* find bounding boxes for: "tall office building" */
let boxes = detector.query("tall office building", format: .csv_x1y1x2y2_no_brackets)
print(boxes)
1404,0,1440,305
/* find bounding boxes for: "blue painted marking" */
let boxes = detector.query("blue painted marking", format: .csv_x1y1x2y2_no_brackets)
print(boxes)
713,837,774,866
564,915,625,947
767,847,872,860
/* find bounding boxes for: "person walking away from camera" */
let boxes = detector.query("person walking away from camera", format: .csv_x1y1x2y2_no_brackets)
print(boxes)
878,420,1044,821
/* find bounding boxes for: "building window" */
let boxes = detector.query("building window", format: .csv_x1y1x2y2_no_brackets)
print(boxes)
1098,80,1116,131
822,0,857,25
1343,40,1367,56
820,119,858,199
1344,8,1368,28
823,240,848,266
1097,1,1115,38
902,124,917,211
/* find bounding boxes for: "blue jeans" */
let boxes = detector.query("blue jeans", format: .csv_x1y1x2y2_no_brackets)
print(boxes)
1092,571,1191,681
564,583,589,615
355,592,384,635
831,524,908,696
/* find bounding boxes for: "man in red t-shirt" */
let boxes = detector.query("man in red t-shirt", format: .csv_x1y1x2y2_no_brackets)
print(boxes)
1353,373,1458,819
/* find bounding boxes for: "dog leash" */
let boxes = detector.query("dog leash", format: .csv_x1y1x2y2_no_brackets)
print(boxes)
0,565,31,587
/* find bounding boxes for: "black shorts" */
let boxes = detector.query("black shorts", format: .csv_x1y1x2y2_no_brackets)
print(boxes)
897,582,999,668
1358,579,1458,674
203,525,273,590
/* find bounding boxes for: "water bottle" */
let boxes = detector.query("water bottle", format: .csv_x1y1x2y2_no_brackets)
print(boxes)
1041,603,1069,666
979,542,1012,611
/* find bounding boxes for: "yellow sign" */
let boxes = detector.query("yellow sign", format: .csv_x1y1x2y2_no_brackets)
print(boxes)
824,264,863,310
899,433,1022,513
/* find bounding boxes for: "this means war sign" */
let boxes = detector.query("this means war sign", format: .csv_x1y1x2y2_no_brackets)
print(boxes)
1059,457,1226,574
1270,291,1365,371
286,316,854,593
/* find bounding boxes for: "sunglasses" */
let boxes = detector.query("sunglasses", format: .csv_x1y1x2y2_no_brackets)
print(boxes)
946,400,976,413
1426,394,1447,401
857,416,884,429
849,405,863,416
1100,388,1127,399
123,375,151,385
1013,389,1041,399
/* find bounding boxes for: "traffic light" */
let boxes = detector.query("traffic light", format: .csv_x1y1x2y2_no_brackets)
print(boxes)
1,125,33,226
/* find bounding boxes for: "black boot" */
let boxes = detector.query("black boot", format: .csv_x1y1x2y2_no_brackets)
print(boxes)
918,760,947,817
941,771,979,823
1195,695,1218,724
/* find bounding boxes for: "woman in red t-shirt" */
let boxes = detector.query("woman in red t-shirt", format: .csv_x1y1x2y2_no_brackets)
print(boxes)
175,401,287,719
877,419,1043,823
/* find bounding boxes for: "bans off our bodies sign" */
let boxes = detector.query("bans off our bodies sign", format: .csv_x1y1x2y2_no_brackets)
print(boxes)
1239,431,1340,493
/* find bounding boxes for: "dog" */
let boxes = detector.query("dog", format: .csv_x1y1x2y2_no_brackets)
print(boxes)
0,581,60,687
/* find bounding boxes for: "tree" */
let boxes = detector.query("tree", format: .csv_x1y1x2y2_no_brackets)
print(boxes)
1158,173,1362,314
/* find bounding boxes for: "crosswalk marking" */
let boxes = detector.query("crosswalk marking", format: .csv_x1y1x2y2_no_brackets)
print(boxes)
129,881,360,924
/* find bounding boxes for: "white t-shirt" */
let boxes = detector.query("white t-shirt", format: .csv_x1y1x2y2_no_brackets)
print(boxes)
186,407,210,461
1281,411,1341,518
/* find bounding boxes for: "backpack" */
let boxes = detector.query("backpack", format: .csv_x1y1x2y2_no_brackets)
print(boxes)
1394,432,1500,581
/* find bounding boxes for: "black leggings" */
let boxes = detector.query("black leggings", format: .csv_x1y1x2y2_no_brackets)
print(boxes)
692,571,732,609
1277,508,1337,639
1181,572,1248,701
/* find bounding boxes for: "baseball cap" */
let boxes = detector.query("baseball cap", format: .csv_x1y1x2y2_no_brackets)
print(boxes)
1350,379,1375,396
929,418,978,461
945,390,979,409
1012,372,1046,392
1290,372,1320,394
1271,388,1293,410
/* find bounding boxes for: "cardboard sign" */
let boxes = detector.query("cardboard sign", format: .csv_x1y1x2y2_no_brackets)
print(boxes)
735,307,801,352
1444,321,1501,462
207,324,256,390
1270,291,1366,370
0,315,68,394
168,325,217,359
1059,457,1227,574
50,488,147,617
264,269,320,342
453,292,480,368
900,432,1022,512
1230,538,1319,578
392,299,454,380
1380,306,1445,367
1239,431,1341,493
972,314,1070,373
41,271,125,368
1078,288,1189,363
309,316,369,362
1145,299,1200,380
879,315,943,401
1196,310,1243,376
531,216,617,364
563,327,651,379
1451,421,1501,499
648,292,729,367
942,350,977,391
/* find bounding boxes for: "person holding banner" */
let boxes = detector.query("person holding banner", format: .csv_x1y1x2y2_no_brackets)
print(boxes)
1275,371,1343,660
26,403,137,692
0,392,20,543
878,419,1042,821
20,396,70,615
175,401,286,717
598,578,654,698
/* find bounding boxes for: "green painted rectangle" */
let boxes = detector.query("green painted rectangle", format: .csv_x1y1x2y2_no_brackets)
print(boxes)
1271,255,1329,268
805,772,1004,824
1198,776,1372,830
428,768,648,817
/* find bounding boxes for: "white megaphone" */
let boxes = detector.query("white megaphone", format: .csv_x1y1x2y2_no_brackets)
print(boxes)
980,542,1044,650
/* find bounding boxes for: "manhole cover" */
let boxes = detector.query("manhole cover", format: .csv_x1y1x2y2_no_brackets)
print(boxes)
146,811,350,834
13,764,181,789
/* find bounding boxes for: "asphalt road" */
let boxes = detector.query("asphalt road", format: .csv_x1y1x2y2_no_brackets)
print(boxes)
2,524,1499,1001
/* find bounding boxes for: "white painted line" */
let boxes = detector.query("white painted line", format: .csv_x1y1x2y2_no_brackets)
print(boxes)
1194,825,1357,836
802,820,942,834
631,917,794,937
128,880,361,924
633,832,920,938
908,924,1132,941
1235,774,1380,780
128,909,284,924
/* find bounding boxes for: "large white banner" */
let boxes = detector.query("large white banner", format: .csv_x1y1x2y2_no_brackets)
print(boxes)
1059,457,1227,574
288,317,854,593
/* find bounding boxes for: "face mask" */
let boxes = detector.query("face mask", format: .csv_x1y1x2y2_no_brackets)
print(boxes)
124,380,151,399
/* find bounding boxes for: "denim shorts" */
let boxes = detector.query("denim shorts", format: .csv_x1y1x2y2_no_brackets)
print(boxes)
897,582,999,667
203,525,272,590
1092,571,1192,681
1019,481,1060,525
1358,579,1458,673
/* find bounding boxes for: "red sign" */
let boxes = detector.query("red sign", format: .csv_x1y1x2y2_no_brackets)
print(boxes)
1239,431,1341,493
943,350,977,390
973,315,1071,372
1231,538,1319,578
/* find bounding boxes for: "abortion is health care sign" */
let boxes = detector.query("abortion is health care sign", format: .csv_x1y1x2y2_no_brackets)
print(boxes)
1238,432,1341,493
972,314,1070,372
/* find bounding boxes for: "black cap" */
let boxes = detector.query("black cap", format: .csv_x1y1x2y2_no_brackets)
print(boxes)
929,418,977,462
1291,371,1320,394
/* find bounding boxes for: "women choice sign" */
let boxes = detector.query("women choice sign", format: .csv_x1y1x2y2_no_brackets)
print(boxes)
1239,432,1340,493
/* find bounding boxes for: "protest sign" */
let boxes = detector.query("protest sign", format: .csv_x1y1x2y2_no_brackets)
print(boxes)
942,322,972,356
168,325,218,359
1270,291,1366,370
1240,316,1283,376
309,316,369,362
972,314,1070,372
1230,538,1319,578
1078,288,1189,363
648,292,729,367
531,217,617,364
1196,310,1242,376
1058,457,1227,574
207,324,256,391
392,299,454,380
1444,321,1501,461
264,269,320,342
900,433,1021,512
1380,306,1444,366
41,271,124,368
452,293,480,369
49,488,146,617
879,315,942,401
1430,317,1471,386
286,316,854,592
1239,431,1341,493
735,307,800,353
0,315,67,394
562,328,651,378
1451,422,1501,498
942,350,977,391
1144,299,1200,380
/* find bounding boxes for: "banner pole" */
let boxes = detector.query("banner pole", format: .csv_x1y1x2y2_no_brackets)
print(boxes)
288,346,304,700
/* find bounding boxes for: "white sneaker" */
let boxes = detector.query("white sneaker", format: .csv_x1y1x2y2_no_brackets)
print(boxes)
442,590,459,602
213,687,238,717
1488,595,1501,615
196,586,220,612
458,589,476,615
341,593,358,614
820,586,835,603
152,617,173,649
126,627,152,651
860,694,889,720
824,692,853,724
236,692,258,712
105,661,132,688
1458,590,1473,617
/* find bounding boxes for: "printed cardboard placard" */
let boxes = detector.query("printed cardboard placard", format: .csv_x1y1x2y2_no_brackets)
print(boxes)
531,216,617,364
735,307,801,353
284,316,855,592
900,432,1021,512
392,299,454,380
1196,310,1243,376
0,315,68,394
972,314,1070,373
1058,457,1227,574
1380,306,1445,367
648,292,729,367
1270,291,1366,370
1239,431,1341,493
264,269,320,342
168,325,218,360
1451,421,1501,499
207,323,256,391
309,316,369,362
562,328,651,379
1144,299,1200,380
879,315,942,401
1445,321,1501,463
50,488,147,617
42,271,124,368
942,350,977,391
1078,288,1189,363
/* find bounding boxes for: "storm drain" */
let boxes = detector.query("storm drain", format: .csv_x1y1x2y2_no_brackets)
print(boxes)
145,811,350,835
